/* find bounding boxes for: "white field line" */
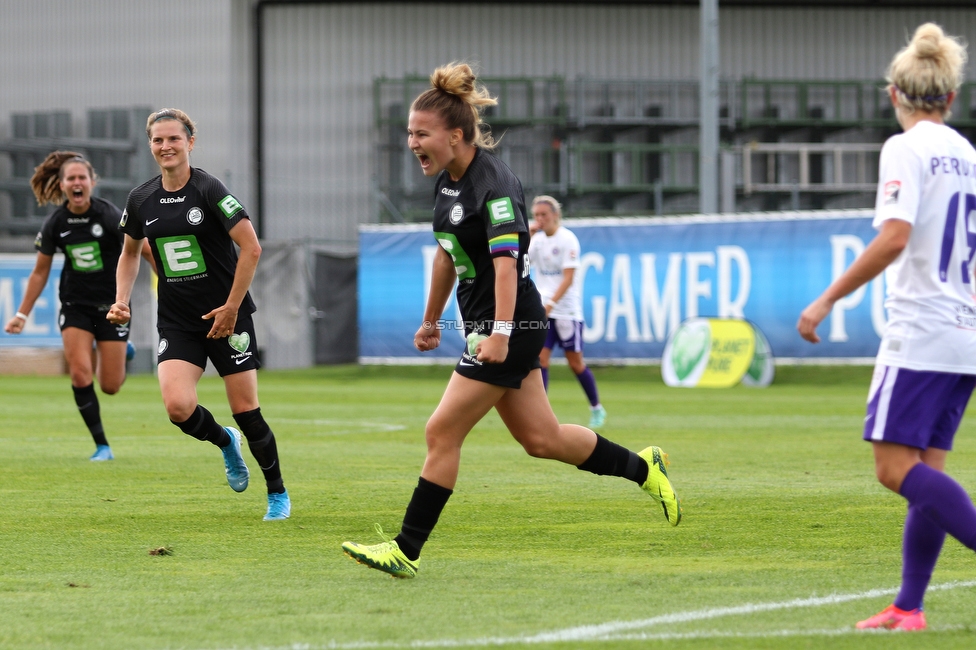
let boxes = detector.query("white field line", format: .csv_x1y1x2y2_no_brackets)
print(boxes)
210,580,976,650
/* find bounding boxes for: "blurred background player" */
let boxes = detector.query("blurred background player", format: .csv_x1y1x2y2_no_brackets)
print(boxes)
4,151,153,461
528,195,606,428
107,109,290,521
798,23,976,632
342,62,680,579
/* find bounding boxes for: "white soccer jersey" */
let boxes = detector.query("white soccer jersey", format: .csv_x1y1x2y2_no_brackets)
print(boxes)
873,120,976,374
528,226,583,320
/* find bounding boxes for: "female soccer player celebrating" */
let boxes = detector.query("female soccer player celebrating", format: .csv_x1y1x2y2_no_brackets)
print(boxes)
4,151,152,461
528,195,606,428
107,109,290,521
799,23,976,631
342,63,680,579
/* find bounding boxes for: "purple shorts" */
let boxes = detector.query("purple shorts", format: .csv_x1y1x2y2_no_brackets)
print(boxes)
543,318,583,353
863,364,976,450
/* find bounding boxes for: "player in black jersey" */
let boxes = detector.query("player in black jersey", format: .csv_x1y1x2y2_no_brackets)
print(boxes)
106,109,290,521
4,151,153,461
342,63,682,579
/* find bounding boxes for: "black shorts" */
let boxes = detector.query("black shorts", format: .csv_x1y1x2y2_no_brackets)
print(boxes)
156,314,261,377
455,322,547,389
60,303,130,342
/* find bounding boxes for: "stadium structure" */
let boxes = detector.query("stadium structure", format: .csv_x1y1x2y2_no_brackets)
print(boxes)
0,0,972,368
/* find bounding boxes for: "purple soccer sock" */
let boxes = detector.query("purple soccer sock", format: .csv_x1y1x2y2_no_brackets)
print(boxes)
541,367,549,391
575,367,600,407
893,505,946,611
899,462,976,551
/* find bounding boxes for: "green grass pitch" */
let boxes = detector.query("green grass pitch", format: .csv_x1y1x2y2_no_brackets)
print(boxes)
1,365,974,649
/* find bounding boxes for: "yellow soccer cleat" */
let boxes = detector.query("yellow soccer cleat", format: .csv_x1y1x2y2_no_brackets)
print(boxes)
638,446,681,526
342,525,419,579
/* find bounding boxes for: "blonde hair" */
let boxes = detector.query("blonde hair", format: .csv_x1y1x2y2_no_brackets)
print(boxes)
887,23,967,117
411,62,498,149
30,151,97,206
531,195,562,219
145,108,197,140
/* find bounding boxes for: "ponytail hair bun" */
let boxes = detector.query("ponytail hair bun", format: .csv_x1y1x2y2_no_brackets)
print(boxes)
412,62,498,149
887,22,967,117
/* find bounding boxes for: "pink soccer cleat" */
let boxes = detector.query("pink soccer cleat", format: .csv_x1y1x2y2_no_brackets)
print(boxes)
856,604,926,631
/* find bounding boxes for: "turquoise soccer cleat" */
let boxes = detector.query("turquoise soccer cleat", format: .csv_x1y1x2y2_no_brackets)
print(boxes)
89,445,114,461
264,490,291,521
221,427,249,492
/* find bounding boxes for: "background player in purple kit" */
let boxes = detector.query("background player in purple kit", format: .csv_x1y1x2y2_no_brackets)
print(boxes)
4,151,153,461
107,109,289,521
798,23,976,631
528,195,606,428
342,63,680,580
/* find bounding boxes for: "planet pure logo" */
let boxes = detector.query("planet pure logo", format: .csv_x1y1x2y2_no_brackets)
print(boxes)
663,318,767,388
228,332,250,353
663,319,711,385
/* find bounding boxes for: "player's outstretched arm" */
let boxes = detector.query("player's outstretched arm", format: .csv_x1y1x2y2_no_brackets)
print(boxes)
798,219,911,343
107,235,144,325
415,246,455,351
4,253,53,334
203,219,261,339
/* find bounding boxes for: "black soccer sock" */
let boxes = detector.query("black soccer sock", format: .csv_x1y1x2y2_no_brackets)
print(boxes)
171,405,231,448
394,477,453,561
72,383,108,447
233,408,284,493
576,434,648,486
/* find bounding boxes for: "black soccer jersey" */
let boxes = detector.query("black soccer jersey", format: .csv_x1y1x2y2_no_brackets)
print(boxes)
432,148,539,328
35,197,124,307
120,167,256,331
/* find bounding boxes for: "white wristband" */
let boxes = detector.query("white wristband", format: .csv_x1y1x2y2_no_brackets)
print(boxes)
492,320,514,337
15,311,28,321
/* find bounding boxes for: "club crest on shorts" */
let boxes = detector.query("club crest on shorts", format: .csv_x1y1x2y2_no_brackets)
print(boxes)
450,202,464,225
157,338,168,356
187,207,204,225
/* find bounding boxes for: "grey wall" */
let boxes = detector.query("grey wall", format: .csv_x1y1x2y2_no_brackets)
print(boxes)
259,3,976,241
0,0,253,210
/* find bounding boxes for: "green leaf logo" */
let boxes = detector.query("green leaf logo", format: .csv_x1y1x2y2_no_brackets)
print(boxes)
228,332,250,353
671,324,709,381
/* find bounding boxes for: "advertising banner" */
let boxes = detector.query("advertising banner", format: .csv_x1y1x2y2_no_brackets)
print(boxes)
661,318,774,388
359,210,883,363
0,254,64,348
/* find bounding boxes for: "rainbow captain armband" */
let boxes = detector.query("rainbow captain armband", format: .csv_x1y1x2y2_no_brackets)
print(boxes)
488,233,519,255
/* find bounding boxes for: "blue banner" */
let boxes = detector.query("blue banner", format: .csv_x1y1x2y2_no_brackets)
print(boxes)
0,254,65,348
359,211,883,362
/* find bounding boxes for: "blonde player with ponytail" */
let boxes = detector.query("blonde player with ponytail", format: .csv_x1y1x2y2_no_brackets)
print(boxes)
799,23,976,630
342,63,681,579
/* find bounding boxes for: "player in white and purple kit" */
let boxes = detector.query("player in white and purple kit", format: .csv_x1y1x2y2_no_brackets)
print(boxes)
528,196,606,428
798,23,976,631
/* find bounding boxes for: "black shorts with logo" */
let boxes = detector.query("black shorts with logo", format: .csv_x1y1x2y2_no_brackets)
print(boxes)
60,303,131,342
156,313,261,377
455,320,548,389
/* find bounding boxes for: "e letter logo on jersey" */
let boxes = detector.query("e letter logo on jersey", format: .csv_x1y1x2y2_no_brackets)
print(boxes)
65,242,104,272
884,180,901,205
156,235,208,278
487,197,516,225
218,194,244,219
